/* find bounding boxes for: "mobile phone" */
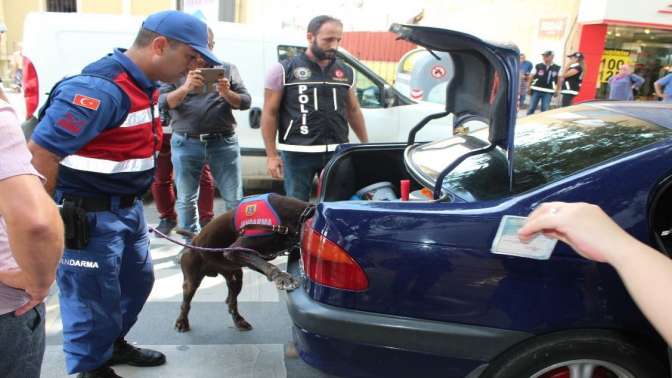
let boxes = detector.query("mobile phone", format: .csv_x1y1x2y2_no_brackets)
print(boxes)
198,68,226,93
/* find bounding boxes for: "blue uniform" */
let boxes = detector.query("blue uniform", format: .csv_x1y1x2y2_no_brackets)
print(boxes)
32,49,160,374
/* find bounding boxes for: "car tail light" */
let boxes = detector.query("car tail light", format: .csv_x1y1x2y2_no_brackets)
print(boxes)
301,218,368,291
22,56,39,120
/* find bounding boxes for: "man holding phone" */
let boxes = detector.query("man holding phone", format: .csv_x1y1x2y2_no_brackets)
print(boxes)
160,27,250,235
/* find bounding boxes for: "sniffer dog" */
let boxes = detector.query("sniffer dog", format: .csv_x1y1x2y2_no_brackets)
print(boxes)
174,193,312,332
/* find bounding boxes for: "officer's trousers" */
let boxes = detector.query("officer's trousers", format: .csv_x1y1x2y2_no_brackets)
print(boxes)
57,199,154,374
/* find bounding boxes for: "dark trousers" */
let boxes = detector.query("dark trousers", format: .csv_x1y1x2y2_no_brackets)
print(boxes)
561,94,576,107
280,151,334,201
0,303,45,378
151,133,215,221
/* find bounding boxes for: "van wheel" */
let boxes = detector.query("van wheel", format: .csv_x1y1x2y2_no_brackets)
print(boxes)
480,330,666,378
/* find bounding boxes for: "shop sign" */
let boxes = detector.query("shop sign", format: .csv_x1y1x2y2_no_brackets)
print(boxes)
538,18,567,39
599,49,632,83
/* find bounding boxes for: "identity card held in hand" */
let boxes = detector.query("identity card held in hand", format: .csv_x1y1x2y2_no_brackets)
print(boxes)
491,215,558,260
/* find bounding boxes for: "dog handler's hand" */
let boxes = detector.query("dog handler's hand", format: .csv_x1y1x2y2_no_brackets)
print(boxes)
267,156,283,179
518,202,636,264
0,268,50,316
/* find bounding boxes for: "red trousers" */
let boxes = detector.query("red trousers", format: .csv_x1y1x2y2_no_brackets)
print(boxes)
151,133,214,221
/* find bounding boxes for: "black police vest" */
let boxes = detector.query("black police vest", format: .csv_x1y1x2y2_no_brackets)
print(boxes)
561,63,584,95
530,63,561,93
278,54,354,153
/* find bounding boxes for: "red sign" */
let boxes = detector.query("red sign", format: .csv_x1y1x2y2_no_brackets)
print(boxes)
431,65,446,79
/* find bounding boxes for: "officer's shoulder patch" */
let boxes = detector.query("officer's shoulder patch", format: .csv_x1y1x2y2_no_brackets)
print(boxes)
73,94,101,111
293,67,312,80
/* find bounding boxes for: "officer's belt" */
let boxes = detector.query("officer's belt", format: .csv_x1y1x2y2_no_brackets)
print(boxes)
61,194,137,212
175,131,232,142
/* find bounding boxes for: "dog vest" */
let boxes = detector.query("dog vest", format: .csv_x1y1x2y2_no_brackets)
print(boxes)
234,194,283,237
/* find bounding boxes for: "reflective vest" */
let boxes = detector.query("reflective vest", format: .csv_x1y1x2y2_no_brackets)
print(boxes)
59,71,161,175
278,53,354,153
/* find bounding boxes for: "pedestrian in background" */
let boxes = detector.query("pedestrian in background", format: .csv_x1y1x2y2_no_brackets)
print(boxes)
162,27,249,235
654,71,672,103
559,52,584,107
518,53,533,109
0,99,64,378
152,87,215,236
261,15,368,201
608,64,644,101
28,10,219,377
527,50,560,115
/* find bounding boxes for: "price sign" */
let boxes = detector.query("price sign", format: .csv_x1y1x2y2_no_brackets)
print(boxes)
599,50,632,83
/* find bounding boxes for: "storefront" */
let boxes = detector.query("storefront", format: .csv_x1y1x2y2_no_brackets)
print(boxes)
574,0,672,102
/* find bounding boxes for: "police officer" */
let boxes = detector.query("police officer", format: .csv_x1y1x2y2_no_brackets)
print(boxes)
27,11,220,378
261,15,368,201
527,50,561,115
559,52,585,107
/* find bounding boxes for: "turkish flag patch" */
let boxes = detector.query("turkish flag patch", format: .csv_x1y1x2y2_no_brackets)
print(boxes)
73,94,101,111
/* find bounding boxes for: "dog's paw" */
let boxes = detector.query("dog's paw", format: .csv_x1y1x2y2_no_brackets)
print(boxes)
174,318,191,333
234,317,253,331
273,272,299,291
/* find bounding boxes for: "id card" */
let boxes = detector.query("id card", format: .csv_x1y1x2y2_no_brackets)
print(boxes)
491,215,558,260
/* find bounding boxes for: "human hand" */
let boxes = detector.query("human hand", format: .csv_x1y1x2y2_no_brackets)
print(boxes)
0,269,50,316
216,77,231,97
182,70,205,93
518,202,635,264
267,156,283,179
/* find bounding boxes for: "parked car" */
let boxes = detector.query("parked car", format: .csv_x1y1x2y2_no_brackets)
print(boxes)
395,47,453,104
285,24,672,378
21,12,456,186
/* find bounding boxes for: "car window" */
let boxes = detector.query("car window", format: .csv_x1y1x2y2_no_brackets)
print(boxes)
349,64,383,108
512,106,672,189
409,105,672,201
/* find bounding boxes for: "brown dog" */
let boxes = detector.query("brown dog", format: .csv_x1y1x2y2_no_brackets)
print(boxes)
174,193,312,332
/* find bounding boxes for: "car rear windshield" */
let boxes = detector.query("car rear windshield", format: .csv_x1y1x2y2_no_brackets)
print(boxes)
440,105,672,200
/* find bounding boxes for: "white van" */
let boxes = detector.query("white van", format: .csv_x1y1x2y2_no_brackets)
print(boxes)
22,12,454,185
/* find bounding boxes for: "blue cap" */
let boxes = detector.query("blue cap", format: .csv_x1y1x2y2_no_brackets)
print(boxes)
142,10,220,66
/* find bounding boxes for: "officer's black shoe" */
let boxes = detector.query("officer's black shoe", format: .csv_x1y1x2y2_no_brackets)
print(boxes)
108,338,166,367
77,366,123,378
155,218,177,236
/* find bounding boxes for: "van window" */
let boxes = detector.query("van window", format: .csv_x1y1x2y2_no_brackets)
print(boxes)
277,45,305,62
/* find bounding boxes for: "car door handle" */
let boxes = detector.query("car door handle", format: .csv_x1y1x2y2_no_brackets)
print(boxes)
249,107,261,129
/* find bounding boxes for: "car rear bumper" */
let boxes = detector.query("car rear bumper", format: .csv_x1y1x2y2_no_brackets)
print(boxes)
285,258,533,377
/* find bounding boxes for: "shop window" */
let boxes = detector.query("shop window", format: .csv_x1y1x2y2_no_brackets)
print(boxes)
47,0,76,12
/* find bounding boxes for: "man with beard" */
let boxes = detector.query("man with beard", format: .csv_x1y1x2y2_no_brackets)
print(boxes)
261,15,368,201
27,11,219,378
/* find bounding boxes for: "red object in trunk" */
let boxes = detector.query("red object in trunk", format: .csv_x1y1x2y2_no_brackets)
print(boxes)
400,179,410,201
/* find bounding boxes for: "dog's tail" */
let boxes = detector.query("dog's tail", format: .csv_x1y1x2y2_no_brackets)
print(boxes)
175,228,198,239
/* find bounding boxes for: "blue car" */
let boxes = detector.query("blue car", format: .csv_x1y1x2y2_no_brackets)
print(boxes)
285,24,672,378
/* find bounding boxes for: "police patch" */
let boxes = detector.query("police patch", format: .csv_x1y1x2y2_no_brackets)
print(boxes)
293,67,312,80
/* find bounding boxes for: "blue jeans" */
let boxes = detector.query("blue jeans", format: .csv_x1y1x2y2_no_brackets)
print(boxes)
281,151,333,201
0,303,45,378
171,133,242,232
527,91,552,115
56,199,153,373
